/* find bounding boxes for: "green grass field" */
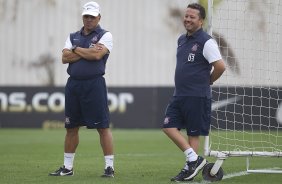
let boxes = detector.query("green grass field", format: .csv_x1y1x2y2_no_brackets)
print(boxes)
0,129,281,184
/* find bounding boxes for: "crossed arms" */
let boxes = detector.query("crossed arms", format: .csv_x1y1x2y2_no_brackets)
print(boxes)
62,43,109,64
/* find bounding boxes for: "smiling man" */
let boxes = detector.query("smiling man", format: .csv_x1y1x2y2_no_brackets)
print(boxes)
162,3,225,182
49,1,114,178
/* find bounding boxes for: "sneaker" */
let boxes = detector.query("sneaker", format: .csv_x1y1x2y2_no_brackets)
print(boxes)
101,166,114,178
171,169,194,182
171,156,206,181
49,166,73,176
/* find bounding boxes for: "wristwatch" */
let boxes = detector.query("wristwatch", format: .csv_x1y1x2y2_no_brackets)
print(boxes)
71,45,77,52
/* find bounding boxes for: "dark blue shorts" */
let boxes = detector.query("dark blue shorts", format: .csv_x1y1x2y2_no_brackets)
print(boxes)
64,77,110,129
163,96,211,136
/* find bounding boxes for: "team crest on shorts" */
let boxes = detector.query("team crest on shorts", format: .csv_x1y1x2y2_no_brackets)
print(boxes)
65,117,70,125
164,117,170,124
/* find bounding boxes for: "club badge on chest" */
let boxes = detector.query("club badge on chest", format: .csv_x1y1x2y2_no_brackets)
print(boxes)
187,43,198,63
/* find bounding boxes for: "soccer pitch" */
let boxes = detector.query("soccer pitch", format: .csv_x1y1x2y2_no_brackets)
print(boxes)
0,129,281,184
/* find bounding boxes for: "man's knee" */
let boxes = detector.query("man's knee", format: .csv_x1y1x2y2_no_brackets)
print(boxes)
163,127,174,135
66,127,79,136
97,128,110,135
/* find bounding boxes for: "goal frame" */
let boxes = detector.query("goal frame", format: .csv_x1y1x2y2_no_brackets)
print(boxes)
204,0,282,176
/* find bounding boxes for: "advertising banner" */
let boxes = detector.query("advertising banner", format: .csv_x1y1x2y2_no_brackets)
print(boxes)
0,87,173,128
0,87,281,129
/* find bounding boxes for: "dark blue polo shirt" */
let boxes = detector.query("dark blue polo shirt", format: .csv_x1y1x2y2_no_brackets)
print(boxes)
67,25,109,80
174,28,213,98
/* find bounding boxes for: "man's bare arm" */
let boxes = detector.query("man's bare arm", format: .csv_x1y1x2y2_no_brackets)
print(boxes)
62,49,82,64
210,59,226,84
73,43,109,61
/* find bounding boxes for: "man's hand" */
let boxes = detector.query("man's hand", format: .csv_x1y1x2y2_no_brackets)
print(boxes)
73,43,109,61
210,60,226,85
90,43,103,51
62,49,82,64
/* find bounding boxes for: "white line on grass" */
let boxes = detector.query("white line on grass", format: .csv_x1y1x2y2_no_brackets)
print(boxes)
188,167,281,184
222,171,249,180
116,153,179,157
186,171,249,184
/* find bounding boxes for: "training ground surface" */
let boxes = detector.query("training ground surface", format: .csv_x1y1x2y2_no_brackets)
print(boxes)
0,129,281,184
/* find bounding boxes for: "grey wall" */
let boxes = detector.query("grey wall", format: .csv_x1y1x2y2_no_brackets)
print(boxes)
0,0,281,87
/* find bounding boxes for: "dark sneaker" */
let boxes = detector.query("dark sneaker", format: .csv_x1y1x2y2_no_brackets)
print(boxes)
171,169,194,182
171,156,206,182
101,166,114,178
49,166,73,176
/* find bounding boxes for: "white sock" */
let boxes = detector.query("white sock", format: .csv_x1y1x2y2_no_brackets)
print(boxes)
184,148,198,162
64,153,75,170
104,155,114,169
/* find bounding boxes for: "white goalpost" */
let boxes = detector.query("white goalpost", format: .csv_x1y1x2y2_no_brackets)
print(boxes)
203,0,282,181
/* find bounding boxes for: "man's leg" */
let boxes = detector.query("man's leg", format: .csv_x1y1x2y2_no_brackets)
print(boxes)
97,128,114,177
163,128,198,162
65,127,80,153
163,128,206,181
163,127,191,151
188,135,200,153
49,127,79,176
64,127,79,170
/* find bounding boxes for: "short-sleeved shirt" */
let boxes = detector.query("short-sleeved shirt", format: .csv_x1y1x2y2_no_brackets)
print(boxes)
64,31,113,52
174,28,222,98
63,25,113,79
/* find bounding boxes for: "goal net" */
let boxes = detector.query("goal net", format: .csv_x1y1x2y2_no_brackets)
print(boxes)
204,0,282,174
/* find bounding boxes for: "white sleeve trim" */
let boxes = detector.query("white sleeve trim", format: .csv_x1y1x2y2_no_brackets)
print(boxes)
203,39,222,64
63,35,72,50
98,32,113,52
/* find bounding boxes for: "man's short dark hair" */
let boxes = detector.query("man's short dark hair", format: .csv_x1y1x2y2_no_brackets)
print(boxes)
187,3,206,20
